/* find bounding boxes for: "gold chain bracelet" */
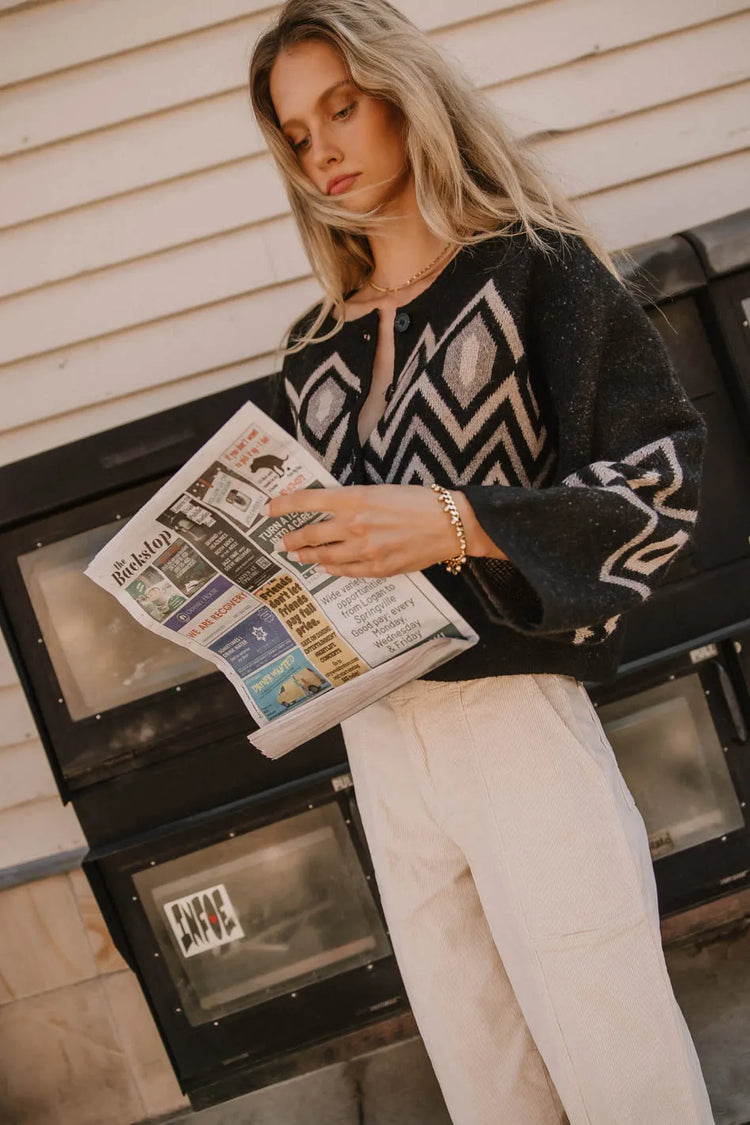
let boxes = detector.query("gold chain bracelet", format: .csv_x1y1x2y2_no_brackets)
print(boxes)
430,484,468,575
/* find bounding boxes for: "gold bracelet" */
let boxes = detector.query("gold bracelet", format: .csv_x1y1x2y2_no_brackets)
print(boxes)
430,484,468,575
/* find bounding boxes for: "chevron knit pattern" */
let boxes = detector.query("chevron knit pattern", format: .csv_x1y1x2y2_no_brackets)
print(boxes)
285,279,556,494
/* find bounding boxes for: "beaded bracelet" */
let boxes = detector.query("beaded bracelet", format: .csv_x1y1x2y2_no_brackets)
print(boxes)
430,484,468,575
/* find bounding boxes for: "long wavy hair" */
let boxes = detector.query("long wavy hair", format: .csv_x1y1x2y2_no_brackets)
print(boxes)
249,0,633,357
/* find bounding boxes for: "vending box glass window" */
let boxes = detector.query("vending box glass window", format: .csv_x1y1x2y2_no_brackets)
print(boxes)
133,802,391,1025
18,520,212,721
588,638,750,915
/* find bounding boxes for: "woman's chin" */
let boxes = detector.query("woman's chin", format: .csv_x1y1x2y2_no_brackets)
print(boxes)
331,184,376,211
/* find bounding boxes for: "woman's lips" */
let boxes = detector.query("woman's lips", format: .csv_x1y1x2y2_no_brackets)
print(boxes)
328,174,360,195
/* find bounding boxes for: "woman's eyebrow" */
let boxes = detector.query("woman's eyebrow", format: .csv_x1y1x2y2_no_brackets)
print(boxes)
280,79,353,131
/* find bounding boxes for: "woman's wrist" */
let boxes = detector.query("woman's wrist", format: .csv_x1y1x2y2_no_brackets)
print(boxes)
430,485,468,574
451,490,508,561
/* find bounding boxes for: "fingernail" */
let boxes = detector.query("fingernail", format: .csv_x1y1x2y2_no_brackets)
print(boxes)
286,551,301,563
260,502,271,517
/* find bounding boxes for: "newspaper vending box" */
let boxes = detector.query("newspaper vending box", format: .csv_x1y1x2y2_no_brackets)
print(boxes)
84,768,409,1108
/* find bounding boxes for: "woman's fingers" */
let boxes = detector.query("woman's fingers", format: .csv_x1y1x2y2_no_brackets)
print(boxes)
287,541,373,567
267,488,343,518
283,519,346,552
287,535,382,567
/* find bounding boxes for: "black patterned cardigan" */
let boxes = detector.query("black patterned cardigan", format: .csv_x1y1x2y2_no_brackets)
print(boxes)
272,227,707,683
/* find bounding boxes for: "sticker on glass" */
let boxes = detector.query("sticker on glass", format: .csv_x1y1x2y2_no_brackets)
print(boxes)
164,883,244,958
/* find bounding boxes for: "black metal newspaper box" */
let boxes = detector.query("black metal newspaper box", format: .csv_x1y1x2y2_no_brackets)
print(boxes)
588,629,750,916
84,768,406,1108
1,208,750,1109
683,208,750,432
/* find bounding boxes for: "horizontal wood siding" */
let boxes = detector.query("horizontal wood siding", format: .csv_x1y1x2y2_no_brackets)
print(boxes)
1,0,749,869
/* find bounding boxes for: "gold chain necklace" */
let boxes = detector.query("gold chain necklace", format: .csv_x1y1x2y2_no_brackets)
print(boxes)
368,242,454,293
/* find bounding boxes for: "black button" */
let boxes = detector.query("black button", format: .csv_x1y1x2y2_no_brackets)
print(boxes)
394,312,411,332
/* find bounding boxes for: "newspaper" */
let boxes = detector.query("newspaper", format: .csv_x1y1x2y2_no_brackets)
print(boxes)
85,400,478,759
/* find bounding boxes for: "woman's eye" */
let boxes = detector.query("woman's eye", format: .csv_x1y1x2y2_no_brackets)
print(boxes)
291,103,355,152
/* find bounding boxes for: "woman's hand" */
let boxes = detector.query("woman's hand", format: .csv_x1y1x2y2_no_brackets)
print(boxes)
267,484,507,577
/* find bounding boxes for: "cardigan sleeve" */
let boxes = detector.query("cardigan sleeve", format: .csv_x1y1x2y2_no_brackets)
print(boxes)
460,232,707,639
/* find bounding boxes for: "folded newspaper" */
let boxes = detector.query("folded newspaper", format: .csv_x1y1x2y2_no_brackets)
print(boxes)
85,399,478,758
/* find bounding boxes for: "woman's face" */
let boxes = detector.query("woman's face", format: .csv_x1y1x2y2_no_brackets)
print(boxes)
269,38,410,213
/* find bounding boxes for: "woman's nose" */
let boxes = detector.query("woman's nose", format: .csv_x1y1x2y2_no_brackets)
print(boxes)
311,128,342,169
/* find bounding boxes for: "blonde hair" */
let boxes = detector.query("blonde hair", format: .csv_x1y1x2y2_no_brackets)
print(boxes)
249,0,635,356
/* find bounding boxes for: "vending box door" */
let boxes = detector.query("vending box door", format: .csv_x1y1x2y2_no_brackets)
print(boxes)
84,770,407,1104
588,637,750,915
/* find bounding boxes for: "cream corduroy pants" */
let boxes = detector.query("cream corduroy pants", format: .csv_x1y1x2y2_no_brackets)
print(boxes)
340,674,715,1125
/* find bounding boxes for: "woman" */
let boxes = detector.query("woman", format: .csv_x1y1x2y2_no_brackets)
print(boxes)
249,3,714,1122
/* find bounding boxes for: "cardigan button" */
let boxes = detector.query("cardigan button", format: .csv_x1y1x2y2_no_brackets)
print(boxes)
394,311,411,332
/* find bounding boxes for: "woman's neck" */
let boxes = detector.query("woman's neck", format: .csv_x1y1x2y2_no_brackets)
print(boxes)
362,179,450,295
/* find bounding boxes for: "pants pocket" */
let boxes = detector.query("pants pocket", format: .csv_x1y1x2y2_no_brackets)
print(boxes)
460,677,645,942
532,674,637,813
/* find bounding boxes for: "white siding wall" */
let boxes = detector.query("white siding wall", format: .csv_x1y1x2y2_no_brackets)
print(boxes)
1,0,749,870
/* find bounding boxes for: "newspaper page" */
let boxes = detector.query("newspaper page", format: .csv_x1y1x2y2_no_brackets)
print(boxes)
85,400,478,759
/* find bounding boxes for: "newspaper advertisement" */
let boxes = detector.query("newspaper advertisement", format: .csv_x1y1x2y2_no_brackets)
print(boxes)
85,400,478,759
